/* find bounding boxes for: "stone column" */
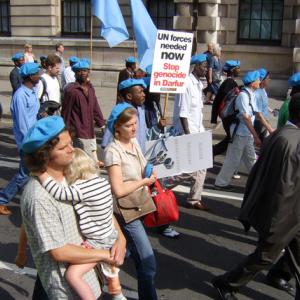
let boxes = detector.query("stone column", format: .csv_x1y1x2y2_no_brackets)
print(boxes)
293,1,300,72
197,0,219,44
173,0,194,31
10,0,60,37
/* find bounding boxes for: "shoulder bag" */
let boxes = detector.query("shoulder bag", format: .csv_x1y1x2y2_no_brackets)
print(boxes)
115,143,156,224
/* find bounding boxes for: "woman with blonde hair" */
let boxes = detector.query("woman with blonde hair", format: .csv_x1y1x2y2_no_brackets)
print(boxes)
24,43,36,63
104,102,158,300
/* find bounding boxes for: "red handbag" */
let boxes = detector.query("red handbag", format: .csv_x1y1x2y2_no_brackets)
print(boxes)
143,180,179,227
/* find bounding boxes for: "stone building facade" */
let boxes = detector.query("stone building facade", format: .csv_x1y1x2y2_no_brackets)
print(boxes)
0,0,299,96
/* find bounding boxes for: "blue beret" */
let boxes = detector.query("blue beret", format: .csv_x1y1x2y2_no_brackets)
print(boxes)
69,56,79,64
190,54,207,65
257,68,269,81
288,72,300,87
107,102,135,134
223,60,240,72
145,65,152,75
125,57,136,63
242,70,261,85
118,78,147,91
20,63,40,78
72,60,90,72
21,116,65,154
81,57,91,64
39,55,47,60
11,52,24,61
142,77,151,87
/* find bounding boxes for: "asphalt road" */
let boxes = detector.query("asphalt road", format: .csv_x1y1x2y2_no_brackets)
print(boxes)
0,80,292,300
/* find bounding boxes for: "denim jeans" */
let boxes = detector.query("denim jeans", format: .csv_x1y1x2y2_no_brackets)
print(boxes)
122,218,158,300
0,152,29,205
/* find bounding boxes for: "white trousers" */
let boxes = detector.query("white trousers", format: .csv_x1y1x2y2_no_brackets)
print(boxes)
215,135,256,187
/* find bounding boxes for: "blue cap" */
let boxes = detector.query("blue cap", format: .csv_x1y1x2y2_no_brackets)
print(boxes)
11,52,24,61
81,57,91,65
69,56,79,64
142,77,151,87
288,72,300,87
118,78,147,91
190,54,207,65
223,60,240,72
257,68,269,81
72,59,90,72
145,65,152,75
107,103,135,134
39,55,47,60
20,62,40,78
125,57,136,63
242,70,261,85
21,116,65,154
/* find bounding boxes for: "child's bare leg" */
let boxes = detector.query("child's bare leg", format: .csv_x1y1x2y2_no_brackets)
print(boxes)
107,275,122,295
103,264,126,300
65,262,98,300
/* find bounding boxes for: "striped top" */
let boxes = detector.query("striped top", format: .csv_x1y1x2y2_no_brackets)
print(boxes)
43,175,114,241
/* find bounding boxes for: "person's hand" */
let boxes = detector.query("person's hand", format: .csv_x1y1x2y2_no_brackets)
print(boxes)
101,249,116,265
158,118,167,129
96,160,105,168
110,235,126,266
143,171,157,186
254,136,262,147
15,252,27,268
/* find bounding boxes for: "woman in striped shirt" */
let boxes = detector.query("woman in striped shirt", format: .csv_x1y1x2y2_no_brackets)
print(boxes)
38,148,127,300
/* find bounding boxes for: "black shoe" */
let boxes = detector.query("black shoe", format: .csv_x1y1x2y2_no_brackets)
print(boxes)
212,277,238,300
213,185,235,192
266,275,295,295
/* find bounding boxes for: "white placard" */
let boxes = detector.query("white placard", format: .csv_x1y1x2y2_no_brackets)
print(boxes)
149,30,193,94
144,131,213,179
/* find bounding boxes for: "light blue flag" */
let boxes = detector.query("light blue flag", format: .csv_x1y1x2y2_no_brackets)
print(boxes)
130,0,157,70
92,0,129,47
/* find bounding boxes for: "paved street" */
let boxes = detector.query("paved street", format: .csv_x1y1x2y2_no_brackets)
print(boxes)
0,78,292,300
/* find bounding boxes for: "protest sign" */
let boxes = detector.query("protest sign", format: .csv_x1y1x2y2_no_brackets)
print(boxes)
149,30,193,94
144,131,213,179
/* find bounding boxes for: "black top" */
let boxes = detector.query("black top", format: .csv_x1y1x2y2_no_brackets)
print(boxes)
210,77,238,124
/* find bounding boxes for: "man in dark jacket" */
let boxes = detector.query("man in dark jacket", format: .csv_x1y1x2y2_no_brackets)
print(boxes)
9,53,25,95
211,60,240,156
212,93,300,300
61,59,105,164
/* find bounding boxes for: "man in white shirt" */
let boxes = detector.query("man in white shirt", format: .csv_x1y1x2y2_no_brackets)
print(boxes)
36,54,61,104
172,53,209,210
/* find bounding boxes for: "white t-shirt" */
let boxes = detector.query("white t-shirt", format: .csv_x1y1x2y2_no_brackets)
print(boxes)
173,73,205,134
62,66,75,87
36,73,61,103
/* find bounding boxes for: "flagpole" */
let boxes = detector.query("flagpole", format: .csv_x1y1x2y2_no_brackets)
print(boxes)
90,14,93,67
163,93,169,119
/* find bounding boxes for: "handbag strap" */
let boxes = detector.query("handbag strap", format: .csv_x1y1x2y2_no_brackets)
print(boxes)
154,180,164,194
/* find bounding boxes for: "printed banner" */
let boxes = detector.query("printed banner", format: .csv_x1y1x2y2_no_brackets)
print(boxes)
149,30,193,94
144,131,213,179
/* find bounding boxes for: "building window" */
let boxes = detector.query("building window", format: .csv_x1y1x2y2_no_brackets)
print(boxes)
238,0,283,45
147,0,175,30
0,0,10,35
62,0,91,36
